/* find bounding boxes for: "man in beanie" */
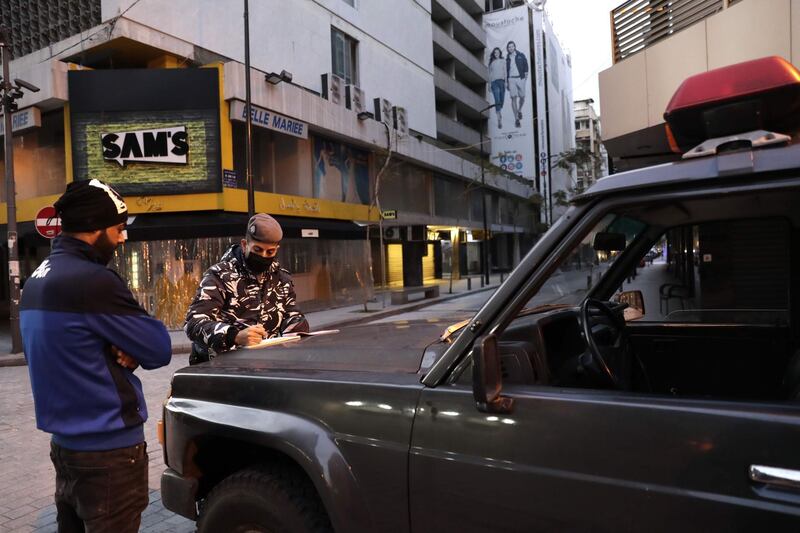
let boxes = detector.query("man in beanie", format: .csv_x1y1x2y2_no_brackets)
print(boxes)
185,213,308,363
20,179,172,532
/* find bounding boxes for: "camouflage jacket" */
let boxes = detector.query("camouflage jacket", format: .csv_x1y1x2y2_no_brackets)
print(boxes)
184,244,306,356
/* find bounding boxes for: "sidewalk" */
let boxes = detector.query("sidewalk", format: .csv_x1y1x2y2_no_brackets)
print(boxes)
0,274,505,365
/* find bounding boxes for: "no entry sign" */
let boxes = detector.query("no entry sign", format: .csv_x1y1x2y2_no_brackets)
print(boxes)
35,206,62,239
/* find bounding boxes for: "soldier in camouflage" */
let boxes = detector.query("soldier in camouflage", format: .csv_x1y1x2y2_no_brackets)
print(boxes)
184,213,309,364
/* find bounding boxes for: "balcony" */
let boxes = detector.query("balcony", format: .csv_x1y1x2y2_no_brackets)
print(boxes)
432,23,488,84
436,112,482,148
432,0,486,50
454,0,484,16
434,67,489,118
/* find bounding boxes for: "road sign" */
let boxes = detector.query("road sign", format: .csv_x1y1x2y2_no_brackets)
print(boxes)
35,206,61,239
381,210,397,220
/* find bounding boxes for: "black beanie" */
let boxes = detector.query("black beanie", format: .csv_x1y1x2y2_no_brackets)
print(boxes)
54,179,128,232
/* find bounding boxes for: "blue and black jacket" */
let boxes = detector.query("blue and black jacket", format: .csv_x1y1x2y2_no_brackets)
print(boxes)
506,51,529,79
20,236,172,451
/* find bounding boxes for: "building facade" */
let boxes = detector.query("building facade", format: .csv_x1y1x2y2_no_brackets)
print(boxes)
600,0,799,172
573,98,607,192
483,0,575,224
0,0,536,328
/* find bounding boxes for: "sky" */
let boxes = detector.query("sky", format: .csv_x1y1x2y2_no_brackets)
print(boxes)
542,0,624,116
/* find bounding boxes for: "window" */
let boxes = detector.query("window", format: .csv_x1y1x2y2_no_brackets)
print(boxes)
492,185,799,402
331,27,359,85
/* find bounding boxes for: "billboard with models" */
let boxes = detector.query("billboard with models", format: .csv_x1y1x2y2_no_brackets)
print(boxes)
484,5,535,182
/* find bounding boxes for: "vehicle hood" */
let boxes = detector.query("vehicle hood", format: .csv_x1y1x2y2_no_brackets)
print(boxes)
197,320,447,374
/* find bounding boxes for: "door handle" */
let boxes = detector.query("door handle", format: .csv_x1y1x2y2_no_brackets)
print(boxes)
750,465,800,490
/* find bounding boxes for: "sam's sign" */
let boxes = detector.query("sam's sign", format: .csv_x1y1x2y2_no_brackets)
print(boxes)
101,126,189,166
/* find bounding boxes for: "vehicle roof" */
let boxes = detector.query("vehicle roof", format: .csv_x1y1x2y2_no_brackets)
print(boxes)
574,142,800,203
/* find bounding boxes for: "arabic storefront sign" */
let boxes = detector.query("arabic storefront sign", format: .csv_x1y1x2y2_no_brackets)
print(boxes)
230,100,308,139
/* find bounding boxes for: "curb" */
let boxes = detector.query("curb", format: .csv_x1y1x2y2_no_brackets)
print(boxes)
314,283,499,330
0,354,26,367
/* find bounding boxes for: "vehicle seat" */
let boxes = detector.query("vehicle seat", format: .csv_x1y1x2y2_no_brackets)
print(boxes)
498,341,549,385
780,349,800,400
659,283,690,315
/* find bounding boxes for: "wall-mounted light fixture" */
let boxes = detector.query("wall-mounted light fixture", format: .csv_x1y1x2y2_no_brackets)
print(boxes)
357,111,374,121
265,69,293,85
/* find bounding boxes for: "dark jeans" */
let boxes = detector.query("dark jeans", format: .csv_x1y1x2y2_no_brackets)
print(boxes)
50,441,149,533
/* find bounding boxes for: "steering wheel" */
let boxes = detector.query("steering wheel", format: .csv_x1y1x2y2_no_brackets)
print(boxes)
579,298,629,389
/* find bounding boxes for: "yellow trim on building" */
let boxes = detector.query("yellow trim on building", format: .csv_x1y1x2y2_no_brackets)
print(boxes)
0,195,62,224
63,103,73,184
125,193,224,215
147,54,183,69
1,191,378,224
222,188,378,221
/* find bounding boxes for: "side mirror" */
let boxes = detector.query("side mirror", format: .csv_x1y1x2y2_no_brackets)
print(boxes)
593,232,627,252
615,289,645,320
472,334,514,414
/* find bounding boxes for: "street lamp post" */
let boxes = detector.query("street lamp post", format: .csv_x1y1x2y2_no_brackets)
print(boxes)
243,0,255,218
1,28,39,354
479,103,496,286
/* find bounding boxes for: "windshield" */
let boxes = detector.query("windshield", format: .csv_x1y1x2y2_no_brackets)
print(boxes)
523,214,646,309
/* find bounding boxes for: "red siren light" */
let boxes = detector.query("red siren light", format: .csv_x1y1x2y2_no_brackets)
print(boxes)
663,56,800,153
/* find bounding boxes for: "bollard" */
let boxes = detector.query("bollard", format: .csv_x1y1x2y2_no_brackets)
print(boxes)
480,276,485,288
500,271,505,283
467,277,472,290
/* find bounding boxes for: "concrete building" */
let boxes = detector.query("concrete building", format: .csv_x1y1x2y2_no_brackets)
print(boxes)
483,0,575,224
573,98,607,192
0,0,536,327
600,0,800,172
431,0,489,152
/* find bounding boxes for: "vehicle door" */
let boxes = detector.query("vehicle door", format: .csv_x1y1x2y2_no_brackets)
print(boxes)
408,192,800,532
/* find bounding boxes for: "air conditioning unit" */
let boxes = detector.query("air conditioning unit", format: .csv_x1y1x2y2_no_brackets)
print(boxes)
346,85,366,113
321,73,344,106
373,97,393,126
393,106,408,137
383,227,401,240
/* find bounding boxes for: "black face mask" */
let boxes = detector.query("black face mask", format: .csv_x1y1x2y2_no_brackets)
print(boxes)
245,251,273,273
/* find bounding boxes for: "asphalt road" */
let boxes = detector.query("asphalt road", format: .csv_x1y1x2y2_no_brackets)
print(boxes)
0,289,495,532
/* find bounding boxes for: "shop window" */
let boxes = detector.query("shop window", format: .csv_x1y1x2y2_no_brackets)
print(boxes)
110,236,374,326
331,27,359,85
313,135,371,204
232,123,275,192
433,175,468,220
380,162,430,214
275,135,312,197
0,110,66,202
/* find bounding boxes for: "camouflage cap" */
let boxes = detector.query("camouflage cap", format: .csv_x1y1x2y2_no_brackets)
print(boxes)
247,213,283,243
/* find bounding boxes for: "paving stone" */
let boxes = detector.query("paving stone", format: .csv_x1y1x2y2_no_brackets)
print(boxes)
0,358,193,531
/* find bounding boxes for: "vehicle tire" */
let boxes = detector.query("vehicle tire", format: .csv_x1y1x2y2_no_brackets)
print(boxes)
196,465,333,533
